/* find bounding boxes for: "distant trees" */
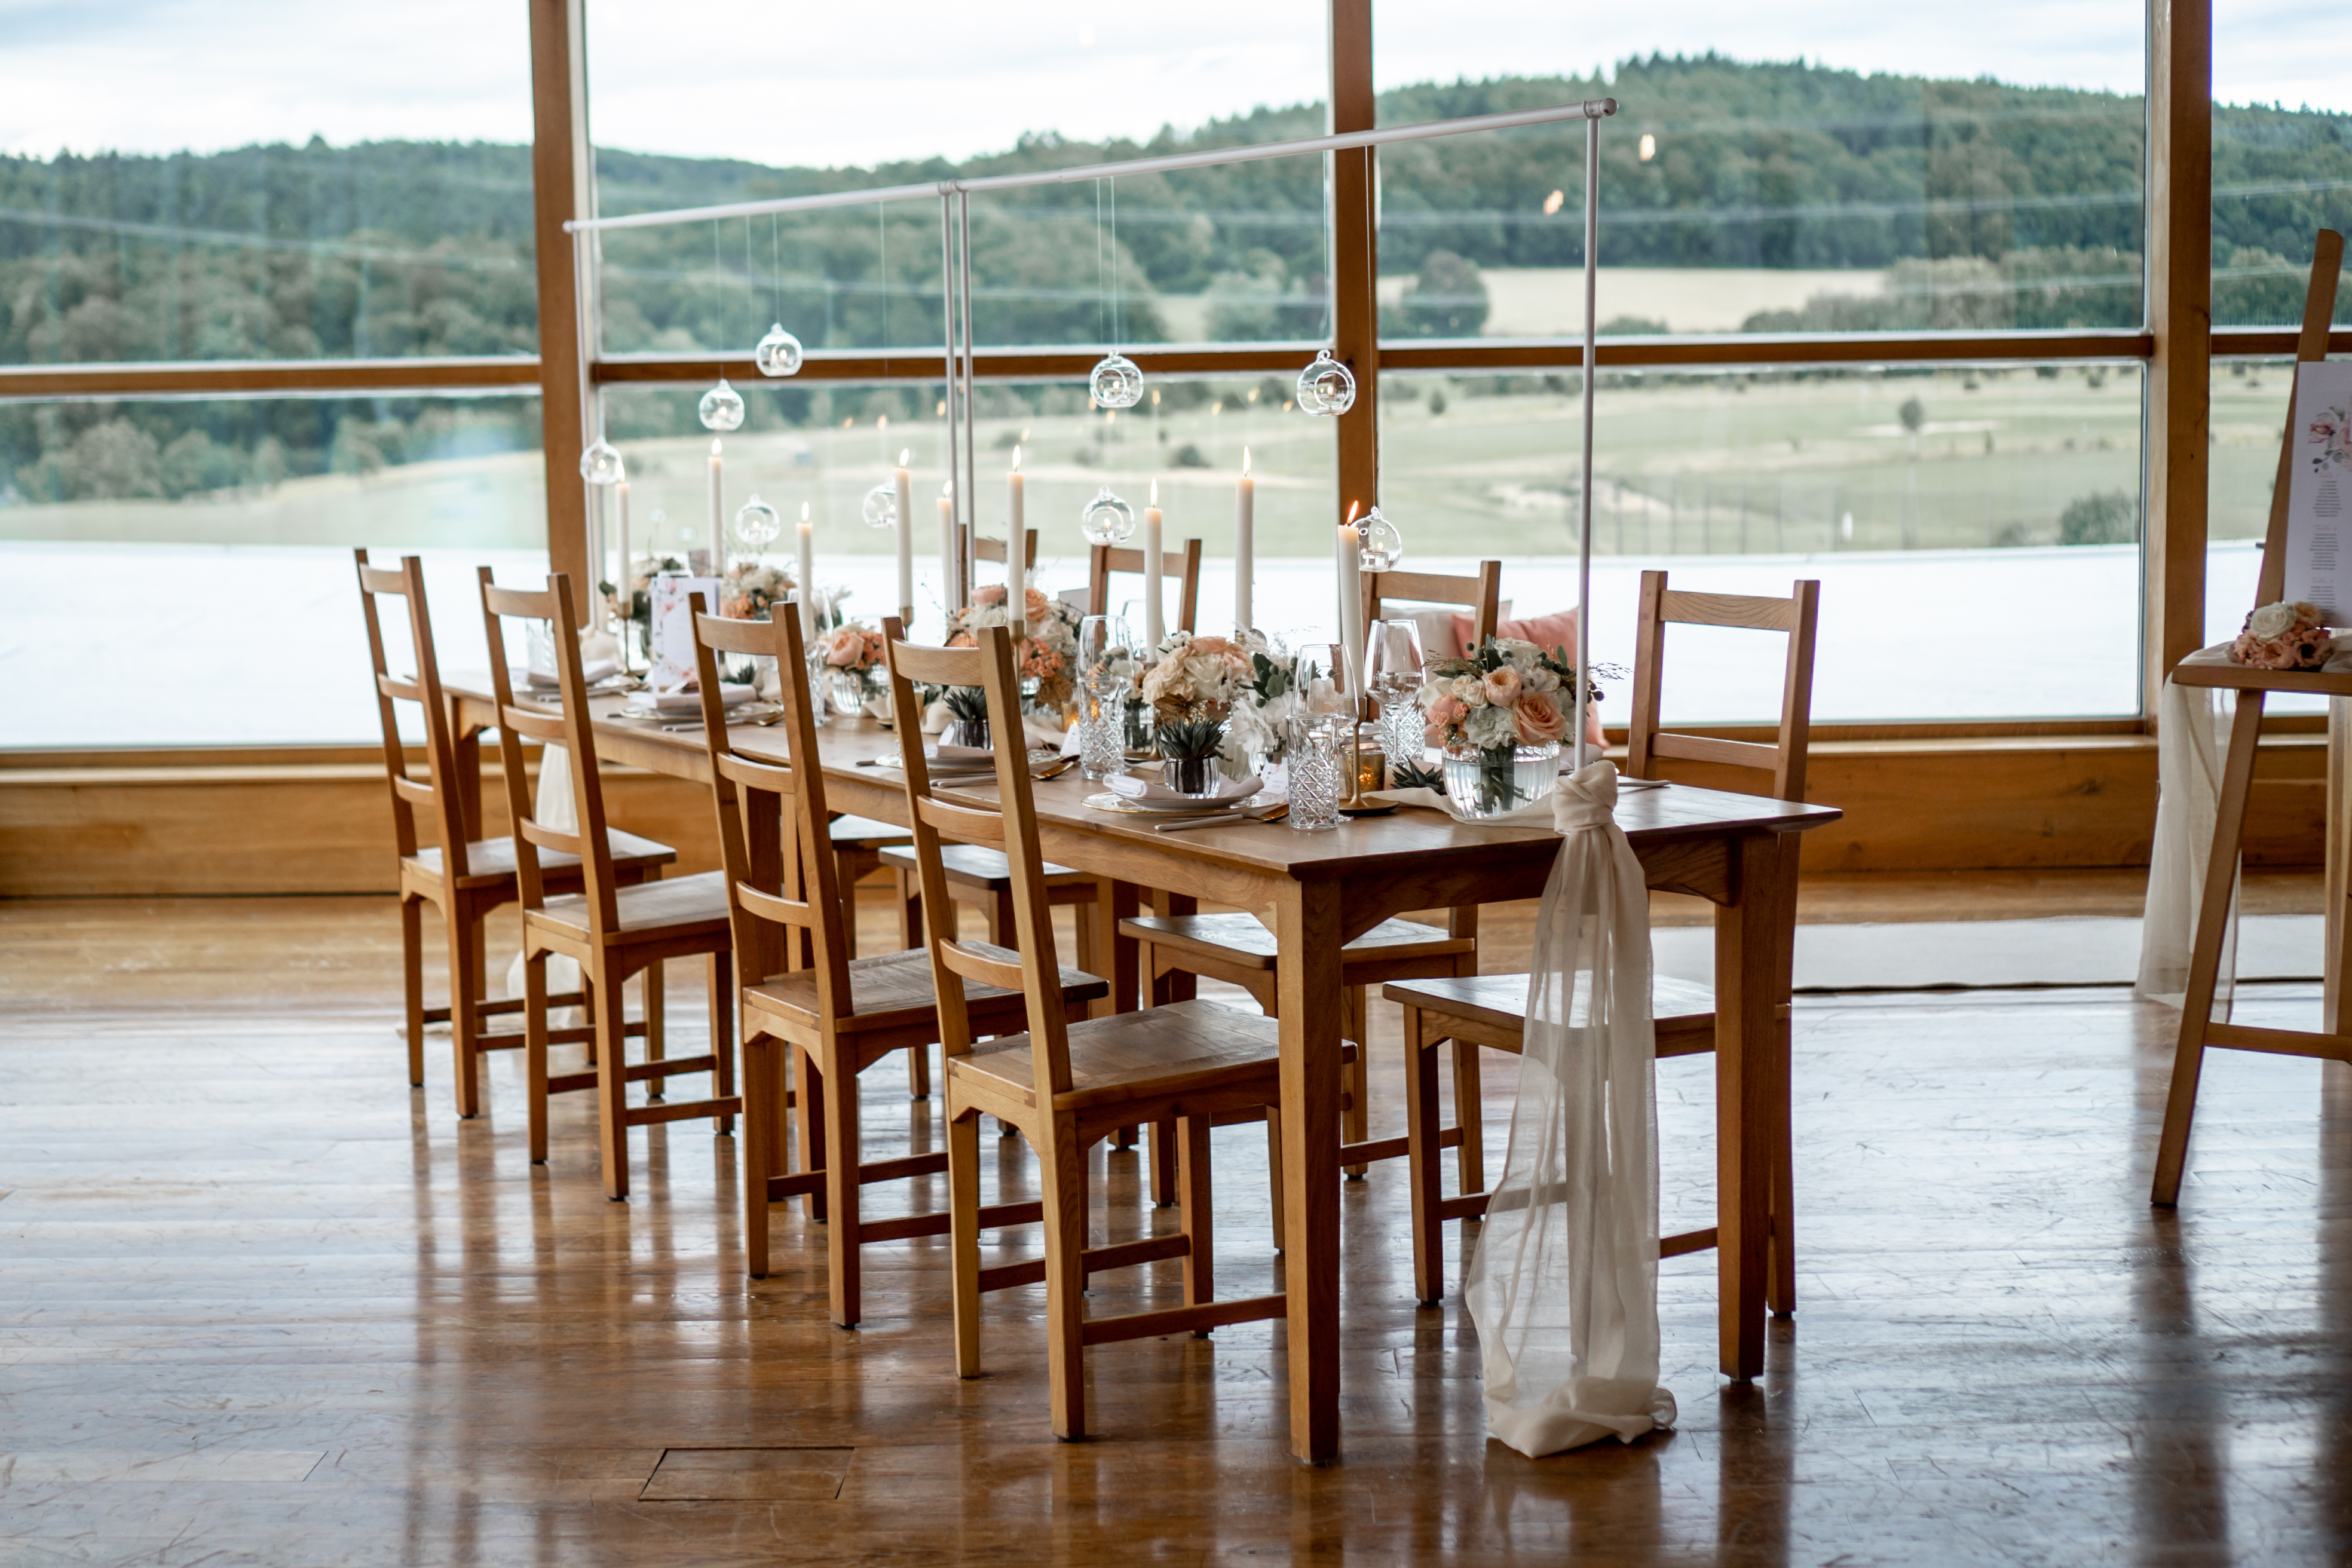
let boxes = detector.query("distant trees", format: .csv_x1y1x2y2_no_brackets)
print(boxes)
1383,252,1489,338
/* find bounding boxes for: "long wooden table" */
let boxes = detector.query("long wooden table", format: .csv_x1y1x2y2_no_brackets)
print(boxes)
442,679,1841,1463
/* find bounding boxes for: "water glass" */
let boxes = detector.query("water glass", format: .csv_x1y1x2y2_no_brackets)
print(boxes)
1287,714,1347,831
1365,618,1426,770
1080,673,1129,780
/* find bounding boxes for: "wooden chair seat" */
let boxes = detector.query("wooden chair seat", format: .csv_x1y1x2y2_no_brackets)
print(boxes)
878,842,1093,889
1118,911,1471,974
406,828,673,890
745,944,1106,1036
948,999,1282,1118
828,815,911,850
1382,971,1723,1056
528,869,734,944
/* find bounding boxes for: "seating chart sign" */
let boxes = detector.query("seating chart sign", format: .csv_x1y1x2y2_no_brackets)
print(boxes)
647,574,723,690
2285,361,2352,621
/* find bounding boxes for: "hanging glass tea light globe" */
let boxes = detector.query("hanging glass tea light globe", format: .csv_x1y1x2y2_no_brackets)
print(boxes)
1297,348,1355,417
1079,484,1137,546
1088,353,1143,410
860,483,899,530
1356,506,1404,571
578,437,626,486
699,376,746,432
734,493,781,551
753,323,804,378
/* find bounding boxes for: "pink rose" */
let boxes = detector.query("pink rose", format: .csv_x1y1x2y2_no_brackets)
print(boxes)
820,625,865,667
1483,666,1523,706
1426,695,1466,729
1024,586,1052,621
972,584,1008,608
1511,691,1567,745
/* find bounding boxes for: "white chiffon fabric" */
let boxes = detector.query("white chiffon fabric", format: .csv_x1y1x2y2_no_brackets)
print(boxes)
2135,681,2238,1016
1465,760,1677,1457
503,744,585,1012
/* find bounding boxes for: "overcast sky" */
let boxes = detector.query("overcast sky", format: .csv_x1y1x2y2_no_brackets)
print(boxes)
0,0,2342,164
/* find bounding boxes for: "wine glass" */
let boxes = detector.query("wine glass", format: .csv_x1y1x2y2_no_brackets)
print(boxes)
1365,618,1426,773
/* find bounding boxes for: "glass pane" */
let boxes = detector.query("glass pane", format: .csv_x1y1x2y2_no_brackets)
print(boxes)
1,5,536,365
1,393,545,747
2212,1,2352,327
1376,363,2145,722
598,374,1335,643
2207,355,2326,710
584,0,1331,352
1371,5,2145,339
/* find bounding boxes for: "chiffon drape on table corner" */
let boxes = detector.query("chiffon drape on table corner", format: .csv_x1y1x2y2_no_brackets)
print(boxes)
2135,680,2238,1018
503,743,585,1015
1465,759,1676,1459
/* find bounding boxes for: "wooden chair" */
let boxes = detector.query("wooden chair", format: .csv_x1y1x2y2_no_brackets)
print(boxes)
1120,559,1504,1198
1385,569,1821,1307
884,620,1289,1440
480,570,742,1200
1087,538,1203,633
970,528,1039,574
353,550,674,1114
693,604,1105,1324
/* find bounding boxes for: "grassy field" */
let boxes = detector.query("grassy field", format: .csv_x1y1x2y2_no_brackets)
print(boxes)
4,357,2291,566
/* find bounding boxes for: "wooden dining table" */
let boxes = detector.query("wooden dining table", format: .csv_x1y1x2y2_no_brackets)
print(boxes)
440,676,1841,1463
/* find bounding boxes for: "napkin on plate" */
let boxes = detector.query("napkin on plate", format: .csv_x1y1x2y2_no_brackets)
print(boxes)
525,657,619,690
1106,773,1264,805
639,683,755,716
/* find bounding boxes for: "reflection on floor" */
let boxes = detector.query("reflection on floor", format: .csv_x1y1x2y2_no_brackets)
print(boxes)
6,893,2352,1564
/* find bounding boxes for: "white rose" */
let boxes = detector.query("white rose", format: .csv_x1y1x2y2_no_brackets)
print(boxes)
1463,703,1517,749
1523,666,1560,694
2249,602,2296,638
1452,674,1487,708
1494,637,1542,665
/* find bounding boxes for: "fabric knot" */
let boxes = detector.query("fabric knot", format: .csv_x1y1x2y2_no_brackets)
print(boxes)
1549,760,1620,833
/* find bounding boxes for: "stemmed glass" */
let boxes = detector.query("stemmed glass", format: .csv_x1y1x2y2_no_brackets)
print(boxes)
1077,614,1130,780
1365,619,1426,775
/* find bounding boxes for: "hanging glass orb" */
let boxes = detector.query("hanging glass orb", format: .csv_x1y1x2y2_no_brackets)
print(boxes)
1356,506,1404,571
1088,353,1143,410
698,376,746,432
1079,484,1137,546
753,323,804,378
1298,349,1355,417
860,482,899,531
734,493,781,550
578,437,626,486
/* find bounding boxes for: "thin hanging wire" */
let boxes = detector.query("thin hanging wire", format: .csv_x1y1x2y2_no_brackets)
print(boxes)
1108,177,1120,353
770,213,781,324
1094,178,1107,350
878,201,889,355
712,218,725,351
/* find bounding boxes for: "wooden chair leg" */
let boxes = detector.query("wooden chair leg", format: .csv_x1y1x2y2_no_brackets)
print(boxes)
593,963,632,1201
644,958,670,1101
908,1038,932,1100
821,1040,863,1328
834,850,862,960
988,889,1015,947
743,1034,778,1279
709,950,736,1135
796,1044,828,1223
896,868,923,950
1452,1038,1487,1198
1343,984,1370,1178
1147,1119,1179,1208
1040,1119,1089,1441
400,895,426,1086
1264,1105,1286,1254
1768,1012,1796,1316
448,908,485,1119
1179,1114,1215,1321
949,1109,984,1377
525,949,552,1164
1404,1004,1446,1305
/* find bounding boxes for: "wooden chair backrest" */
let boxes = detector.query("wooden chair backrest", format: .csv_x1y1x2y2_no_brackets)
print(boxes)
1625,570,1821,803
1361,561,1503,660
2255,228,2347,609
971,528,1039,569
353,549,468,872
882,619,1073,1096
691,601,852,1010
1087,538,1203,634
478,571,621,933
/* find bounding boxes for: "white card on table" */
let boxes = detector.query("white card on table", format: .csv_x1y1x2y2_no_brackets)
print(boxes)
647,575,723,690
2283,361,2352,622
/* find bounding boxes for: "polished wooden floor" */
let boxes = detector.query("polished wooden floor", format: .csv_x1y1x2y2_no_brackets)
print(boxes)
7,883,2352,1565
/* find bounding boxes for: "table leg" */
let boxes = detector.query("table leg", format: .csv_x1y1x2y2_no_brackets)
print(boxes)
1105,879,1141,1016
452,713,485,841
1713,834,1774,1382
1274,879,1344,1463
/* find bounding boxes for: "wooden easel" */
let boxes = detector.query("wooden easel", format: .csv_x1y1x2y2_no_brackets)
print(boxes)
2152,227,2352,1205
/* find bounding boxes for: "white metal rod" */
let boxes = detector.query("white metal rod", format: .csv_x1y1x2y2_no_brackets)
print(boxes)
564,98,1617,235
937,194,962,610
956,188,978,592
1575,114,1599,771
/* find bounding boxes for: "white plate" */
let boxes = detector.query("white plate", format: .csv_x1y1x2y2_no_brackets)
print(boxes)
1081,791,1242,816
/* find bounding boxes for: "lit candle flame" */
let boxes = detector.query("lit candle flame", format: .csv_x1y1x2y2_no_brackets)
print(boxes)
898,448,911,466
1012,445,1022,474
710,438,722,456
1344,500,1361,526
800,501,810,522
942,480,953,497
1149,479,1158,506
1242,447,1251,477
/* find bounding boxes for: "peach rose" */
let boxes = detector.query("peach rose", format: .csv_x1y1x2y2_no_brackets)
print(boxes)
1425,694,1466,729
1482,666,1523,706
1511,691,1568,745
972,584,1008,609
820,625,865,667
1024,586,1052,622
1188,635,1233,659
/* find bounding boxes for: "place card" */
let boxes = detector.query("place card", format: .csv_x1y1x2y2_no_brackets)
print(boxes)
647,574,723,690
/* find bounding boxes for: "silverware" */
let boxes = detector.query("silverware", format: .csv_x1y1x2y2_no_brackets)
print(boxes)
1031,755,1079,780
1152,801,1286,832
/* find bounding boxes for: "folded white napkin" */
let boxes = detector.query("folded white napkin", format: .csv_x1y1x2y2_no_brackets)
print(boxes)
927,742,993,764
1107,772,1264,805
525,657,619,690
641,683,754,716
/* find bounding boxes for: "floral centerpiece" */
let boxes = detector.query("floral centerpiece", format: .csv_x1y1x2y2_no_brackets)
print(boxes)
2231,600,2336,670
948,584,1085,712
814,621,889,715
1417,637,1594,817
721,562,794,621
1217,632,1298,779
1140,630,1255,793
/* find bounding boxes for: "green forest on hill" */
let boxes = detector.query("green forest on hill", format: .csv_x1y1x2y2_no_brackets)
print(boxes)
5,53,2351,504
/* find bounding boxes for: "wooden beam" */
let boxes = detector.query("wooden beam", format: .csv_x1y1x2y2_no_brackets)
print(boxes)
2145,0,2213,714
1328,0,1379,523
529,0,593,596
0,359,540,399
